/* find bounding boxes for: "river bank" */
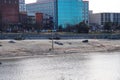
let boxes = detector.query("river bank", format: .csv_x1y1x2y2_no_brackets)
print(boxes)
0,39,120,58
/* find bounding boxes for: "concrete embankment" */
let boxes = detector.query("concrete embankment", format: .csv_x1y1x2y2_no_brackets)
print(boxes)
0,33,120,39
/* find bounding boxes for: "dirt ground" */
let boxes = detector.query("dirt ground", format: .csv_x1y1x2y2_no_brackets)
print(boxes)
0,39,120,58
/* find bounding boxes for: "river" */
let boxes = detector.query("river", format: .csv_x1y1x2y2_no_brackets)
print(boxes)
0,52,120,80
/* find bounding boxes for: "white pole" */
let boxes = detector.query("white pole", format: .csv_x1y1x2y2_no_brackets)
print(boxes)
52,29,54,50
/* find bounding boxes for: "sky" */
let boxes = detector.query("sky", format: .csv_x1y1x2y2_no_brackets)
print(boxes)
25,0,120,13
25,0,36,4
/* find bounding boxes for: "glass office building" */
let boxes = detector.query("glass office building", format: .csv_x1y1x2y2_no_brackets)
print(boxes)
58,0,84,27
27,0,89,29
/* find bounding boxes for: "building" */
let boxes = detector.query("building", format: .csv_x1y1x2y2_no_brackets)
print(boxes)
26,0,56,29
83,1,89,24
19,0,26,12
19,12,27,24
26,0,89,29
27,13,40,24
89,11,120,26
0,0,19,24
0,0,20,32
36,13,43,24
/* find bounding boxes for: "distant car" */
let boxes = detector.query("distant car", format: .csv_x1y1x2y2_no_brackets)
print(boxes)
41,30,48,32
52,30,57,32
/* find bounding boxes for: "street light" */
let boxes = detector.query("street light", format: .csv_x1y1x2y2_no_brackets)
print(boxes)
51,29,54,50
49,16,54,50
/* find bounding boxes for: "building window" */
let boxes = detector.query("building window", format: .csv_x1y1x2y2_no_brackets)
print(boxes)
4,0,7,3
9,0,11,4
15,0,17,4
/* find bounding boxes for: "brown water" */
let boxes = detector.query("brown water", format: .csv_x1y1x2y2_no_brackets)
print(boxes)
0,52,120,80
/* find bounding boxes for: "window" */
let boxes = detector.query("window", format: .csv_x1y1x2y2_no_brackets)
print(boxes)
15,0,17,4
4,0,6,3
9,0,11,4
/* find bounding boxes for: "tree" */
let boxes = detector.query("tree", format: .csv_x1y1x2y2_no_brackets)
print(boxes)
58,25,63,32
76,21,89,33
116,25,120,30
65,24,75,32
103,22,112,31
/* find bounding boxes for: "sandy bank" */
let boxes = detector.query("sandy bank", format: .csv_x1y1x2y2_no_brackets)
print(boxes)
0,39,120,58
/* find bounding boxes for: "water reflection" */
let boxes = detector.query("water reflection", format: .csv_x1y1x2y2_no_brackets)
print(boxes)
0,52,120,80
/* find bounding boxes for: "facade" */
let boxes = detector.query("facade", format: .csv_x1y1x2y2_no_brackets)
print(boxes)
0,0,19,24
27,13,43,24
26,0,57,29
26,0,89,29
26,0,55,18
58,0,83,27
27,13,36,24
89,11,120,25
83,1,89,24
36,13,43,24
19,0,26,12
19,12,27,24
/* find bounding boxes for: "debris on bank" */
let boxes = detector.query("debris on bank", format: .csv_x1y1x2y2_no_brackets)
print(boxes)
82,40,89,43
0,44,2,47
54,41,63,45
8,40,16,43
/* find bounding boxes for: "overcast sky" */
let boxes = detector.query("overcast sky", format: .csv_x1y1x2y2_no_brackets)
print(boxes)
25,0,120,13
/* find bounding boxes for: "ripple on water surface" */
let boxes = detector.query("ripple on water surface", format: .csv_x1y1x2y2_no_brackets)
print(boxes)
0,52,120,80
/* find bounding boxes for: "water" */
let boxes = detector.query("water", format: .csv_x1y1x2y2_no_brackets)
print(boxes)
0,52,120,80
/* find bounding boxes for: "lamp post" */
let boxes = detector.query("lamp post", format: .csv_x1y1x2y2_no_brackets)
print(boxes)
51,0,58,50
49,16,54,50
51,29,54,50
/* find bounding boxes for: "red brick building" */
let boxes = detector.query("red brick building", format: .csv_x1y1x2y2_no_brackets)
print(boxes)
35,13,43,24
0,0,19,25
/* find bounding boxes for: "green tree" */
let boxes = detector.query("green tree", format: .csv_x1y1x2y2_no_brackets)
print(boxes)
65,24,75,32
58,25,63,32
103,22,112,31
76,21,89,33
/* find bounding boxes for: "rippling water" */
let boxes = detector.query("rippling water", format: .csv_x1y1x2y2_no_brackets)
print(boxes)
0,52,120,80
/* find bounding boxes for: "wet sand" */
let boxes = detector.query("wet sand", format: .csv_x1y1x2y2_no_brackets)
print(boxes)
0,39,120,58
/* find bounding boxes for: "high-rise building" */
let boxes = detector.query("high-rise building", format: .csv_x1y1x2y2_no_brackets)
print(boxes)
26,0,89,29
